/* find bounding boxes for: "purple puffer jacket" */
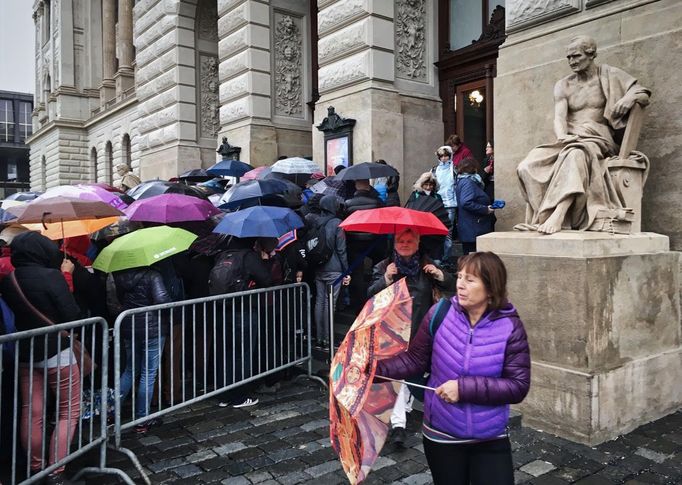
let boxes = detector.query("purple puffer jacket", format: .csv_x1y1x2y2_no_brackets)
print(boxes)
376,297,530,440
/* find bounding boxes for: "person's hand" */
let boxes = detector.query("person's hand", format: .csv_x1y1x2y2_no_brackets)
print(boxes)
295,271,303,283
260,251,270,260
488,206,495,214
436,380,459,404
60,259,75,274
483,165,492,174
613,96,635,117
423,263,444,282
342,275,351,286
384,262,398,285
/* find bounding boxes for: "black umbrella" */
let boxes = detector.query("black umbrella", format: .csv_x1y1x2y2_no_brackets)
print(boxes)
335,162,399,181
218,179,291,209
178,168,213,182
405,194,450,228
127,181,209,201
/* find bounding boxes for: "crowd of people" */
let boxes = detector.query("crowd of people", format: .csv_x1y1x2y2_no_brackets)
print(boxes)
0,133,506,484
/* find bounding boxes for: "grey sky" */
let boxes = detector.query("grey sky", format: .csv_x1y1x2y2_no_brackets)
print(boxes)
0,1,35,94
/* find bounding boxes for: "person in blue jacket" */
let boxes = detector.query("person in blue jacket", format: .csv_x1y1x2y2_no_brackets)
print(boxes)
455,158,496,254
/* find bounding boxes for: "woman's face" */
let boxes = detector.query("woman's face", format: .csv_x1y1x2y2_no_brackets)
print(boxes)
456,269,490,312
486,143,494,156
394,232,419,258
421,180,435,192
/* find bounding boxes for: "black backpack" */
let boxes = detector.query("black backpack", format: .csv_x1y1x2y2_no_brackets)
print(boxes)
305,216,334,266
208,250,250,295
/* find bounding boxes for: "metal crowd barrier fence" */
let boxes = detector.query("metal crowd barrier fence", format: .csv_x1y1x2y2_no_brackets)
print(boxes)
112,282,321,449
0,317,133,485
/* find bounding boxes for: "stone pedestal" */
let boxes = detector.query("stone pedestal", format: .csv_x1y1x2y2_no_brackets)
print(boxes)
477,231,682,445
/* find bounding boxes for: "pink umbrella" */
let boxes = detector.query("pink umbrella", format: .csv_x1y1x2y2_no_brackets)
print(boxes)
124,193,221,223
241,166,269,181
37,184,128,210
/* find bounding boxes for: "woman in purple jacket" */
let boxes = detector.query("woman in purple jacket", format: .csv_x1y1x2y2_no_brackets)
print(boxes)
376,252,530,484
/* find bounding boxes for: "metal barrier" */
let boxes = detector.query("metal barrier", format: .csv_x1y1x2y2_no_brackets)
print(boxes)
112,283,320,449
0,318,132,485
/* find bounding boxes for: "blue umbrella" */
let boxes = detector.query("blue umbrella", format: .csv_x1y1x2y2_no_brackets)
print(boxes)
6,191,43,202
218,179,290,209
207,159,254,177
0,207,17,223
213,206,304,238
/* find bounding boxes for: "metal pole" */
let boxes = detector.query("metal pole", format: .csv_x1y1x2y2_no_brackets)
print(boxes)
327,282,335,363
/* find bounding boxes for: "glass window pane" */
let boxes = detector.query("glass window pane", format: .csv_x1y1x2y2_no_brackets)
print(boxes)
450,0,482,50
7,161,17,180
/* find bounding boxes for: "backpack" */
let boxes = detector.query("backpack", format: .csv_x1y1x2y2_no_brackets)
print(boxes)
305,216,334,266
208,250,251,295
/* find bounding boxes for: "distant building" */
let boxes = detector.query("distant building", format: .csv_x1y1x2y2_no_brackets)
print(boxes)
0,91,32,198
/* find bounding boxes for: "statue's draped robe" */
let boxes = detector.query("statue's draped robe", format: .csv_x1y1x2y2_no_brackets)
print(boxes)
517,65,650,230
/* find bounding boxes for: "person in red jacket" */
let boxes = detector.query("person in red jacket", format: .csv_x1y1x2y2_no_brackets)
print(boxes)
446,133,475,168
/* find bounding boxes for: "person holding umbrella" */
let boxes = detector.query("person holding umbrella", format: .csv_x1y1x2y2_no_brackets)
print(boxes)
367,227,454,447
374,252,530,485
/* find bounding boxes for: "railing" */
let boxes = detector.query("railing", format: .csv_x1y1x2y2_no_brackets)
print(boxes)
0,318,133,484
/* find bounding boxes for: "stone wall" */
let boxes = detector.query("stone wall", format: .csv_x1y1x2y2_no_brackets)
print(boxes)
30,125,91,189
494,0,682,250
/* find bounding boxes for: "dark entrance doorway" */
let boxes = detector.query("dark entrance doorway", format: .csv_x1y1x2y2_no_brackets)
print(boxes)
437,1,506,159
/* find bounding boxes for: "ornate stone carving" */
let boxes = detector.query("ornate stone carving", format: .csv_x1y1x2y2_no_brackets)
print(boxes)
315,106,356,133
318,21,366,64
319,51,367,93
506,0,581,33
395,0,427,82
199,55,219,138
197,0,218,42
477,6,506,43
274,14,303,117
318,0,364,35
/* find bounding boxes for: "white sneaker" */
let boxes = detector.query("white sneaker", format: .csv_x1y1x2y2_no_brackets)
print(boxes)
232,397,259,408
218,401,230,408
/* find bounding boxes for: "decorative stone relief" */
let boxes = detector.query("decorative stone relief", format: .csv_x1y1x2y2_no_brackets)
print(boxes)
197,0,218,42
318,0,365,36
274,14,303,117
318,21,366,65
199,55,220,138
506,0,581,33
395,0,427,82
319,51,368,93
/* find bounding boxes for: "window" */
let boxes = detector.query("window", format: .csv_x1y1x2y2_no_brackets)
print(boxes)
449,0,505,50
7,161,17,181
19,102,32,142
0,100,14,142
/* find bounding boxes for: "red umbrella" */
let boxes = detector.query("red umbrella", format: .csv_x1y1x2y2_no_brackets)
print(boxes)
241,166,269,181
339,207,449,236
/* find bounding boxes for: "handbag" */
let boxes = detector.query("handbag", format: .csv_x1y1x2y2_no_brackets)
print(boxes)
8,272,94,377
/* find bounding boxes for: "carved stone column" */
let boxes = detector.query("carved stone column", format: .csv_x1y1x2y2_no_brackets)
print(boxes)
115,0,134,95
100,0,116,103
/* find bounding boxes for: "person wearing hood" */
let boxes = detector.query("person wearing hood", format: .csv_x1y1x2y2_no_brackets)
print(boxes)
312,195,350,349
375,252,530,485
113,262,172,433
455,158,495,255
61,236,107,320
432,145,458,263
0,231,80,484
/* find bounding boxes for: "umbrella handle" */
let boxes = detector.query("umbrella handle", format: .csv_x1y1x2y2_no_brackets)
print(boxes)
374,375,437,392
41,211,51,230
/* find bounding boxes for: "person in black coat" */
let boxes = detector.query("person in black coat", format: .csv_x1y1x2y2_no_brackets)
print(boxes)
367,227,454,446
344,179,387,312
114,265,172,432
455,158,496,255
0,231,81,481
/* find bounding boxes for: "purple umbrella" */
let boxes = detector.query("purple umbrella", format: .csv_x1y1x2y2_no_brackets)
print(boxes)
124,194,221,223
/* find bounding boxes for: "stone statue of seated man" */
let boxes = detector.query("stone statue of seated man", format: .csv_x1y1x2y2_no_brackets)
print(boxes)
515,35,650,234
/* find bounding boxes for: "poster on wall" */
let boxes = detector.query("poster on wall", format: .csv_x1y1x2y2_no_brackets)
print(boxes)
326,135,350,176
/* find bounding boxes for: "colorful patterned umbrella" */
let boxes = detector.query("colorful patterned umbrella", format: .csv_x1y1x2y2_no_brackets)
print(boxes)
330,278,413,484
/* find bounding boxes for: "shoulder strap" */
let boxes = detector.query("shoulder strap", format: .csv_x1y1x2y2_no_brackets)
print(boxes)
428,297,452,337
9,272,55,326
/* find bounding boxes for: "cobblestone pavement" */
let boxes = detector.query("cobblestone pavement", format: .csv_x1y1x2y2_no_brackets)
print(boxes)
76,378,682,484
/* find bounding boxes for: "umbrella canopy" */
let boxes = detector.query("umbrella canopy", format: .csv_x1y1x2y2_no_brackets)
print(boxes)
271,157,321,186
330,278,413,484
126,180,209,200
178,168,213,182
22,217,119,240
5,191,42,202
310,175,351,199
241,165,271,181
1,199,26,210
213,206,304,238
37,184,128,210
92,226,197,273
91,218,143,241
124,193,221,223
85,182,126,194
404,193,450,229
218,179,291,209
206,159,253,177
0,207,18,223
340,207,449,236
9,196,124,224
335,162,399,181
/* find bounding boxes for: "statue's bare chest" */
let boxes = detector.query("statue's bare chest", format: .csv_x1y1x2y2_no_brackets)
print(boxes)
566,77,606,113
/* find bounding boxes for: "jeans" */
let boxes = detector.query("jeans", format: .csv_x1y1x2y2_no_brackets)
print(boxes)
423,436,514,485
443,207,457,262
119,335,165,419
314,271,342,343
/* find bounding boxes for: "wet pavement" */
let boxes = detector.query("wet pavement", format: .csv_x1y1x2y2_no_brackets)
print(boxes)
72,377,682,484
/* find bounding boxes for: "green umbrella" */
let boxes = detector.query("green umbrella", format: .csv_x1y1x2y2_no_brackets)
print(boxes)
92,226,197,273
